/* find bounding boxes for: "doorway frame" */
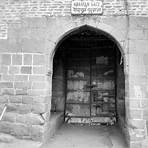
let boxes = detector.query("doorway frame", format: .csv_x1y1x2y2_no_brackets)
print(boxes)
48,23,130,142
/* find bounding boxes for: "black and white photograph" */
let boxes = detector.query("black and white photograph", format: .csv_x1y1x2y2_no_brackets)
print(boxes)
0,0,148,148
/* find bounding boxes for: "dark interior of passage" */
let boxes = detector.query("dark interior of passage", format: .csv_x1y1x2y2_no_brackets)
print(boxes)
51,26,125,126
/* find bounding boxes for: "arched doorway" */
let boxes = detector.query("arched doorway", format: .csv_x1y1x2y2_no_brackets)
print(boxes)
49,25,126,146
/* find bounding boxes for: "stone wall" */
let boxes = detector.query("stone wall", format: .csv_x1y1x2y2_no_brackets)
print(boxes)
0,52,50,141
0,0,148,147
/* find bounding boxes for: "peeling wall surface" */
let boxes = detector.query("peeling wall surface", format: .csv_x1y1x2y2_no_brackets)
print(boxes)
0,0,148,147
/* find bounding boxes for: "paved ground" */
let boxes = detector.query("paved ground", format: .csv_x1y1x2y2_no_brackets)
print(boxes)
0,124,128,148
0,138,42,148
42,124,128,148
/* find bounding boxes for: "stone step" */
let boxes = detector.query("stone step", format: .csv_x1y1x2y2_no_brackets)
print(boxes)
0,133,16,143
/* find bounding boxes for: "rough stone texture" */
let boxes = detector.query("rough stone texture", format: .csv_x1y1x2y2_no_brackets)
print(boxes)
0,133,15,143
0,0,147,147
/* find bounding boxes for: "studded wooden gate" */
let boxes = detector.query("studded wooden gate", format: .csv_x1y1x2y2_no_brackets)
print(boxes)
65,47,116,125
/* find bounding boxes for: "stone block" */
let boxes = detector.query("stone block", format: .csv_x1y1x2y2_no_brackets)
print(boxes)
2,112,16,122
15,75,28,81
0,66,8,74
24,54,32,65
128,119,146,129
0,133,15,143
7,104,31,114
28,90,48,96
22,96,33,104
0,95,9,103
130,142,142,148
33,55,45,65
32,103,48,114
9,66,20,74
21,38,46,53
12,54,22,65
129,100,141,108
21,66,32,74
10,123,30,137
33,66,46,74
1,89,15,95
143,110,148,120
129,109,143,119
14,82,31,89
30,125,44,141
143,54,148,65
16,89,28,95
33,96,48,104
32,82,47,89
16,113,45,125
0,82,13,88
2,75,14,81
130,128,146,142
129,29,145,40
29,75,45,82
129,40,148,54
141,100,148,108
0,121,14,134
9,96,22,103
1,54,11,65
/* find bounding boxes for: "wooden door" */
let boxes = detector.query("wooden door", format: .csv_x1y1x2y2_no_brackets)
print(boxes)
65,49,91,124
65,48,116,125
90,49,116,125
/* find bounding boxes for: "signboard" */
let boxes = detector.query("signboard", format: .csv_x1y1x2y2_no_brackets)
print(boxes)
71,0,103,15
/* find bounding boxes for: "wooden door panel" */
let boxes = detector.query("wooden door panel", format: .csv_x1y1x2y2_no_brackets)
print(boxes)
65,49,91,124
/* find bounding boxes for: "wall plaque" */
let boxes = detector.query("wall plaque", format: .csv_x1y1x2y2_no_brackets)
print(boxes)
71,0,103,15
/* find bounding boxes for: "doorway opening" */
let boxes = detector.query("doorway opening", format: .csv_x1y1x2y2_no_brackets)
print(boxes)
50,26,126,141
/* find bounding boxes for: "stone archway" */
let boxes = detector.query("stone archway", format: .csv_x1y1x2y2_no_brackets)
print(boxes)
45,16,148,148
47,21,131,146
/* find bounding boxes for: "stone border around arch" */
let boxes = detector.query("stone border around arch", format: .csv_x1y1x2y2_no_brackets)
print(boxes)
46,16,132,147
46,16,129,74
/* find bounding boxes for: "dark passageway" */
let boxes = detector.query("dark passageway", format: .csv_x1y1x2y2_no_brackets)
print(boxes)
48,26,127,148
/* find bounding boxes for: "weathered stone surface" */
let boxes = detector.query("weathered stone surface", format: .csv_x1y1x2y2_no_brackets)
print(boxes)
33,55,45,65
14,82,31,89
12,54,22,65
2,112,16,122
7,104,31,114
33,66,46,74
22,96,33,104
32,103,48,114
128,119,146,129
32,96,48,104
1,89,15,95
11,123,30,137
2,75,14,81
16,89,28,95
30,125,44,141
32,82,47,90
0,121,14,134
129,109,143,119
15,75,28,81
9,96,22,103
29,75,45,82
0,95,9,103
21,66,32,74
1,54,11,65
24,54,32,65
0,133,15,143
0,82,13,88
9,66,20,75
16,113,45,125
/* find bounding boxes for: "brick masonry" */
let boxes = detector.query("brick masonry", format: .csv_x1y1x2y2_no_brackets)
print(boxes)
0,0,148,39
0,53,49,141
0,0,148,147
